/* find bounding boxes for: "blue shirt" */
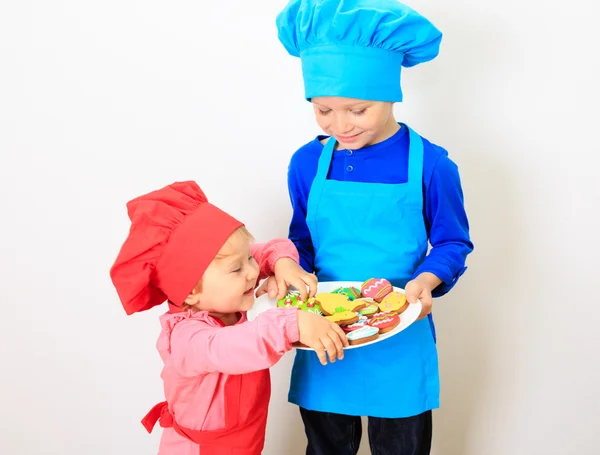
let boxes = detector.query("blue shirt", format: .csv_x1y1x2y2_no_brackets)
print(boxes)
287,125,473,296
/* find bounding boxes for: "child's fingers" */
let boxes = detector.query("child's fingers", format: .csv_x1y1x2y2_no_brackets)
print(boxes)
320,336,338,364
332,323,349,347
275,277,287,299
289,274,318,301
298,284,309,302
417,296,433,320
304,274,318,297
314,345,328,366
327,331,345,360
289,278,309,301
404,281,422,304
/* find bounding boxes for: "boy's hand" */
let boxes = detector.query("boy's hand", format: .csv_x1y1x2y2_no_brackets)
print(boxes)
256,258,318,301
297,311,348,365
405,272,442,320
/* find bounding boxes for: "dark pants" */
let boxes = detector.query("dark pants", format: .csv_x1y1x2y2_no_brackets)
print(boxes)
300,408,432,455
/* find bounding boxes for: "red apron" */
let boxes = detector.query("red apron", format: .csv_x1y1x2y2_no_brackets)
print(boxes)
142,370,271,455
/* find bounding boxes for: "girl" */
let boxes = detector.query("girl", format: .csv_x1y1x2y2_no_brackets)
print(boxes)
110,181,348,455
276,1,474,454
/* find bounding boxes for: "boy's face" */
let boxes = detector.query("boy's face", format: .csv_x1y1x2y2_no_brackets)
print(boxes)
188,229,259,317
311,97,397,150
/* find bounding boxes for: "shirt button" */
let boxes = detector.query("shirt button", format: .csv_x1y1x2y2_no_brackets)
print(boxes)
345,150,353,156
346,165,354,172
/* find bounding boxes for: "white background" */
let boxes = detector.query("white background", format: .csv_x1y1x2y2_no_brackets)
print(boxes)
1,1,599,454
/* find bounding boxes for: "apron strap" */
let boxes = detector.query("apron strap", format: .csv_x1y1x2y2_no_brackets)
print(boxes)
306,137,337,250
316,137,336,178
405,125,424,207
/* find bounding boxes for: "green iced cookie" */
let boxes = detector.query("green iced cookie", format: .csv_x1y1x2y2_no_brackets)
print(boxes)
277,289,301,307
332,286,362,301
277,290,323,315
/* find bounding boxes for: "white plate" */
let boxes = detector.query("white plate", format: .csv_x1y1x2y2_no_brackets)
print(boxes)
247,281,422,350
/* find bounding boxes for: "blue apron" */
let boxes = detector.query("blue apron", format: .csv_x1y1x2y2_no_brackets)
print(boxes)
288,125,439,418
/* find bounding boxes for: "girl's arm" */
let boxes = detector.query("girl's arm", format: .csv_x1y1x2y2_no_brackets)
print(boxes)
169,308,300,376
250,238,299,280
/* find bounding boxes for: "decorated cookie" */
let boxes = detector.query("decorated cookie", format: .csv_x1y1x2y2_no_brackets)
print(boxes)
355,298,379,318
303,298,324,316
368,312,401,334
342,319,368,333
379,291,408,314
361,278,393,302
325,311,359,326
277,290,323,315
346,326,380,346
316,292,365,316
277,290,300,308
332,286,362,301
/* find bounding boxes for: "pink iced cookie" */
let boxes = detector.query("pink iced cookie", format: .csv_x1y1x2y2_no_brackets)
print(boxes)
367,312,400,334
360,278,393,303
342,318,368,333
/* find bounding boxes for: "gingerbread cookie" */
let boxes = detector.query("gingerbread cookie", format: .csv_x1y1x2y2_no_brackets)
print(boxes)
355,298,379,318
346,326,380,346
379,291,408,314
332,286,362,301
342,316,369,333
368,312,400,334
316,292,365,316
277,290,323,315
277,290,300,307
324,311,359,326
360,278,393,302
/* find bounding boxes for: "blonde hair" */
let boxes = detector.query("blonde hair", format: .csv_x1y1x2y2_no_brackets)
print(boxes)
182,226,254,311
214,225,254,261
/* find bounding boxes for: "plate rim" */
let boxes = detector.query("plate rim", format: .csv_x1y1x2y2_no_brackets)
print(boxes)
285,280,422,350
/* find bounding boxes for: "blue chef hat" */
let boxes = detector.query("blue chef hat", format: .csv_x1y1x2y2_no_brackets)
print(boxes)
276,0,442,102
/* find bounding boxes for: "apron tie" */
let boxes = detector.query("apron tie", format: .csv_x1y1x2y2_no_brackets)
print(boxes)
141,401,173,433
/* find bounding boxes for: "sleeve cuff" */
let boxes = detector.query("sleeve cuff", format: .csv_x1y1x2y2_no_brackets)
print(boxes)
283,307,300,343
413,265,467,297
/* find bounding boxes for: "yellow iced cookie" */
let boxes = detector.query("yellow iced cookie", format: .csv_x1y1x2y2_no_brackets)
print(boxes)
316,292,354,315
324,311,359,325
379,291,408,314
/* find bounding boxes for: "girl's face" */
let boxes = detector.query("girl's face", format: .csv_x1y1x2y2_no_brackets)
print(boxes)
311,97,398,150
185,228,259,322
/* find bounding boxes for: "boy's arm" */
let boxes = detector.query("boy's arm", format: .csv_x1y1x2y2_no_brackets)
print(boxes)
287,154,316,273
414,152,474,297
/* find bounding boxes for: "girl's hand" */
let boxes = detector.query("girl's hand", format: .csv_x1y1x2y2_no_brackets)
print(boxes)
256,258,318,301
404,272,442,320
297,310,348,365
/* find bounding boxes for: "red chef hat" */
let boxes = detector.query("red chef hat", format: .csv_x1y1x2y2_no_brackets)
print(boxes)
109,181,244,315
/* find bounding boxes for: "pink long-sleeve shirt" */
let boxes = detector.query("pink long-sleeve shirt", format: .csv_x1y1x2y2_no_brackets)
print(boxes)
152,239,301,455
